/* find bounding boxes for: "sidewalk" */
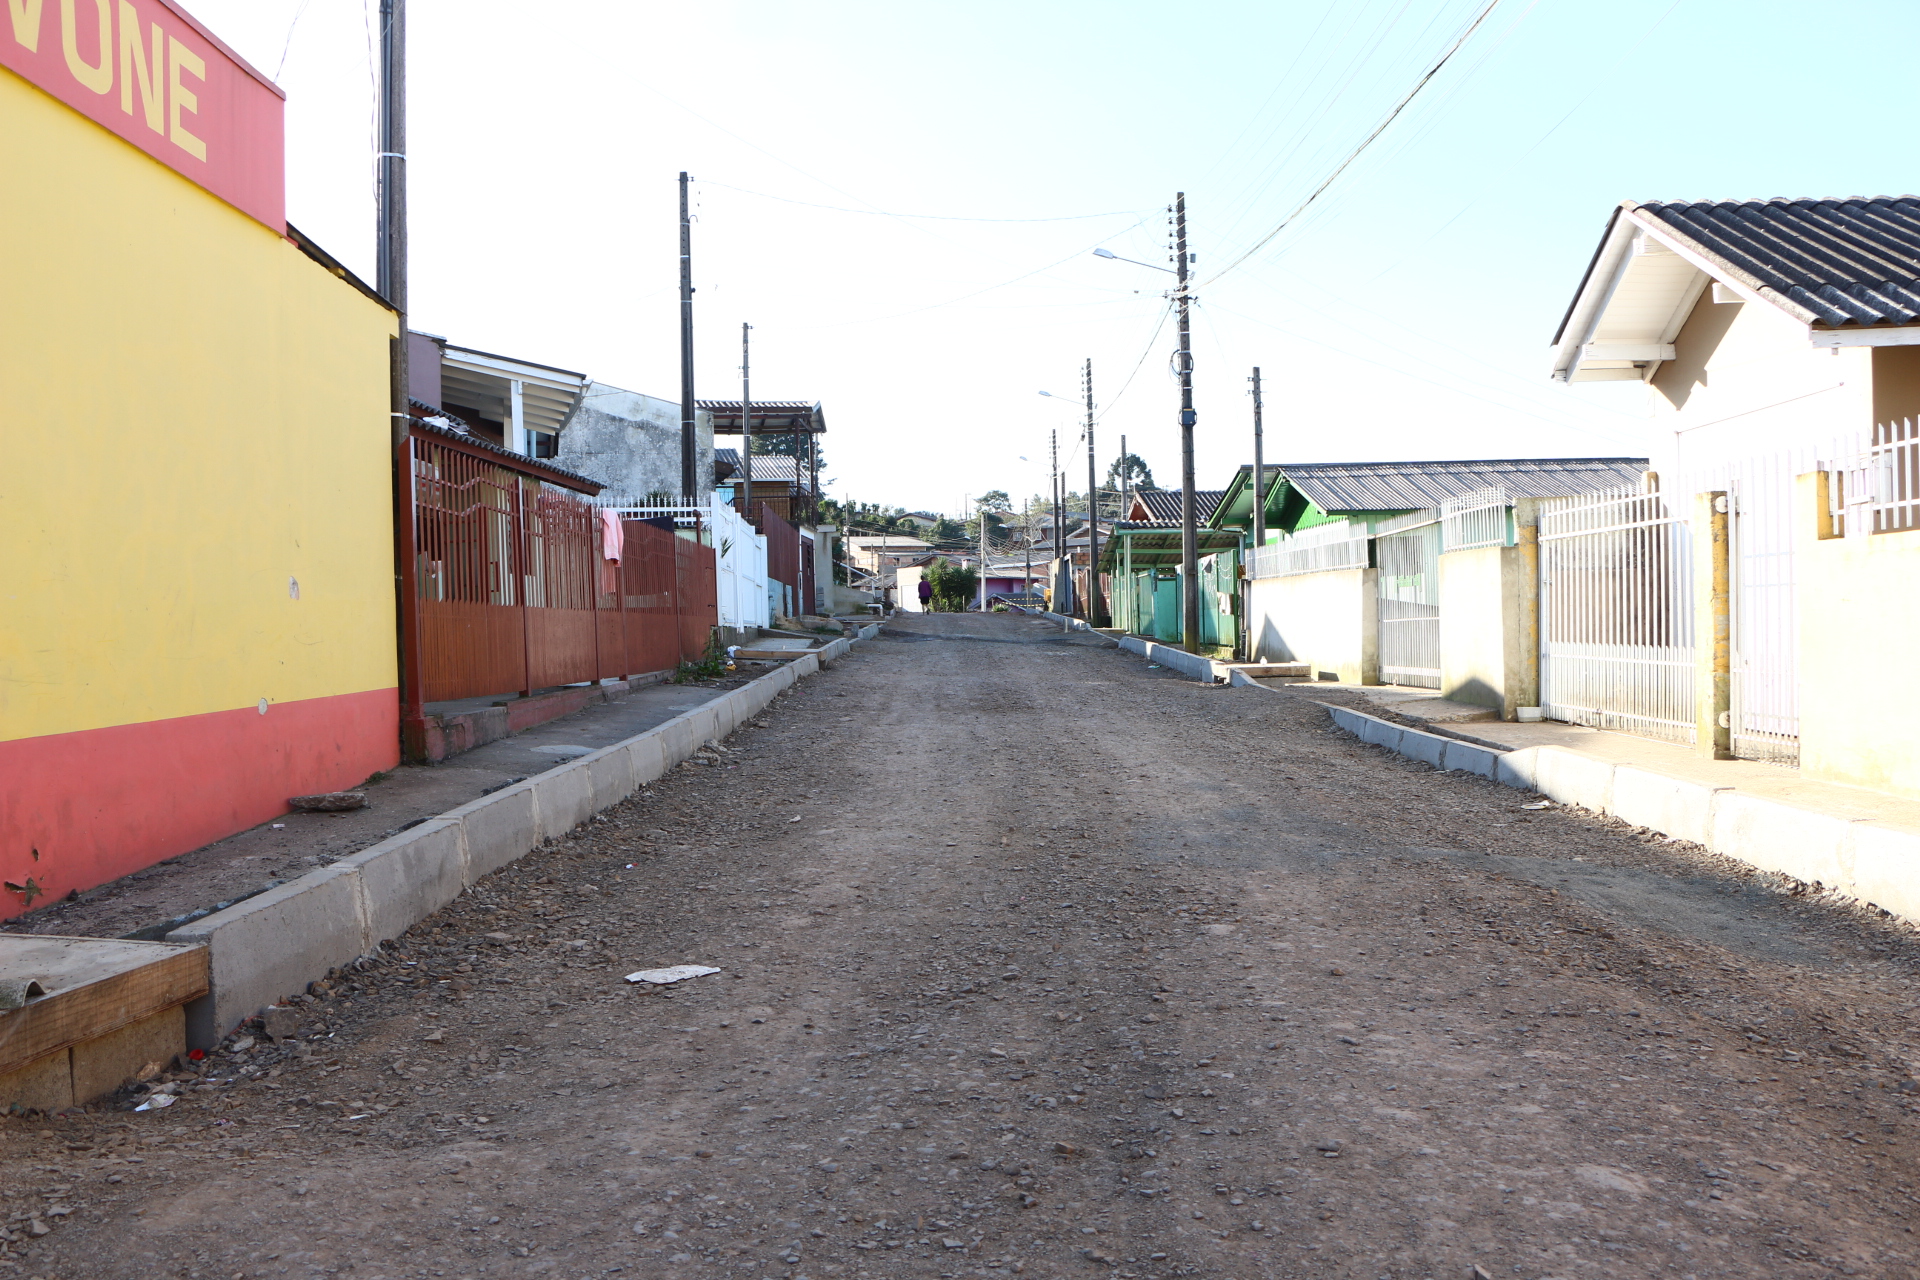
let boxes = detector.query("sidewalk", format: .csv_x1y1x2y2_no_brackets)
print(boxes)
1237,674,1920,926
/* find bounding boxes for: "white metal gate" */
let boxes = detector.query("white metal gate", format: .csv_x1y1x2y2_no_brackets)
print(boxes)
1377,520,1441,689
1539,487,1695,743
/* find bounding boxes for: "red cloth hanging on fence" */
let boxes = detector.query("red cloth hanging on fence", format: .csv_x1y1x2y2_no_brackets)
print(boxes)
599,508,624,594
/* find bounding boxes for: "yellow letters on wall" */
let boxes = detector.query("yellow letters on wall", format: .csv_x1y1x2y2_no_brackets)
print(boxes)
8,0,44,52
116,0,160,132
166,32,201,160
58,0,109,93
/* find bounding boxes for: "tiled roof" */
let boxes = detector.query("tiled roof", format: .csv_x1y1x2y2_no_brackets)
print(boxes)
1278,458,1646,513
1638,197,1920,327
1133,490,1225,525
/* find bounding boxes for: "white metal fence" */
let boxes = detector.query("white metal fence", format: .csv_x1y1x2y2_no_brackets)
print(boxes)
1247,520,1371,579
1829,417,1920,537
602,498,770,629
1376,518,1442,688
1539,486,1696,743
1440,488,1514,552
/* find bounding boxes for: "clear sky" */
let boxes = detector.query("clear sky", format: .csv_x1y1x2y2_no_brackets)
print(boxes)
188,0,1920,514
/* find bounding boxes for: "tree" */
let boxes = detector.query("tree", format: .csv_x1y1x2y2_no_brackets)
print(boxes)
924,557,978,611
967,490,1012,542
1107,453,1156,493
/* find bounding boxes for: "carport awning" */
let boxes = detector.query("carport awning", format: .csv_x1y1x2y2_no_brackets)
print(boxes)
1100,525,1242,571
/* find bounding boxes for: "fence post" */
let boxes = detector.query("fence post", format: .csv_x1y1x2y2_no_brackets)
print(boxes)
516,479,535,698
1694,490,1732,759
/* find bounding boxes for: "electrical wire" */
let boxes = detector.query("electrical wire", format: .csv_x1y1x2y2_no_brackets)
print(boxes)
1202,0,1507,288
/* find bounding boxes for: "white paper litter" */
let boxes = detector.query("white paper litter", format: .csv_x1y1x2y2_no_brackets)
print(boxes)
134,1093,176,1112
1520,801,1553,810
625,965,721,986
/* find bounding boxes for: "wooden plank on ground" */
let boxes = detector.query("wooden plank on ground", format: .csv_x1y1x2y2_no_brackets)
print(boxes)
0,937,207,1076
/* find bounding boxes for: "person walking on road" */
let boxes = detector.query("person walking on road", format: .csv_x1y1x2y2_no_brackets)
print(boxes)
918,576,934,612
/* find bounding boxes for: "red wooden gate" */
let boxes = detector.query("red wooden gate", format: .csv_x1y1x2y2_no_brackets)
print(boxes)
411,429,718,704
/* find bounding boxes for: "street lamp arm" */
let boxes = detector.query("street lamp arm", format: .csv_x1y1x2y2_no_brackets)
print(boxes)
1093,248,1176,274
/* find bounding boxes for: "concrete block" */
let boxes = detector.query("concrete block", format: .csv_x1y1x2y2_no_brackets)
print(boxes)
1708,792,1854,886
0,1049,72,1112
1526,747,1616,812
1496,746,1544,791
709,694,740,737
1610,767,1724,846
169,863,368,1047
1119,636,1148,657
586,746,636,813
1440,739,1502,779
71,1005,185,1104
1396,725,1448,769
659,714,699,764
628,734,666,787
532,762,595,840
339,820,468,946
450,783,538,884
1848,825,1920,922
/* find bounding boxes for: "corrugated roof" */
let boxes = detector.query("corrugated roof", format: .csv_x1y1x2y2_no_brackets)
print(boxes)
409,416,604,494
1278,458,1645,513
697,400,826,433
1638,197,1920,327
1133,490,1226,525
727,456,814,486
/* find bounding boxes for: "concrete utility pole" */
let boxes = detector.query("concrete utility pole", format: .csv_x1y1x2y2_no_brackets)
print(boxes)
678,173,697,505
740,323,753,526
378,0,423,734
977,496,988,612
1249,367,1265,552
1083,358,1101,626
1023,497,1032,607
1174,192,1200,652
1119,433,1130,522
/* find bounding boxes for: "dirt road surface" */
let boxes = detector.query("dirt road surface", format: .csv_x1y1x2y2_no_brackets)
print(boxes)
13,612,1920,1280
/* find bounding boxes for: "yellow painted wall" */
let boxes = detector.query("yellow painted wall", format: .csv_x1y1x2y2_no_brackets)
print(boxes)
1246,568,1377,684
0,68,397,741
1796,472,1920,799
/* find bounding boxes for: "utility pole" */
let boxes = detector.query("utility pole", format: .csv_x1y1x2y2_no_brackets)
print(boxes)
740,323,753,527
378,0,423,741
678,173,698,506
1174,192,1200,652
1023,497,1032,607
1119,433,1130,522
1249,367,1266,552
1083,358,1101,626
977,496,988,612
1050,429,1061,564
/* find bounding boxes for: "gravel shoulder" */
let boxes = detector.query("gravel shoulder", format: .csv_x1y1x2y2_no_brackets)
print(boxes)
10,611,1920,1280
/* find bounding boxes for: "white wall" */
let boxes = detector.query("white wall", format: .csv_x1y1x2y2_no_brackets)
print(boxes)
1650,296,1871,474
1245,568,1378,684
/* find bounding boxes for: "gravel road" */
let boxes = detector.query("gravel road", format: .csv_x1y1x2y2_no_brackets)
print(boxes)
13,611,1920,1280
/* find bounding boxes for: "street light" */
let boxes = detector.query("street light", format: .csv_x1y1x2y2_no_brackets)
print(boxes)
1092,247,1175,274
1096,195,1199,651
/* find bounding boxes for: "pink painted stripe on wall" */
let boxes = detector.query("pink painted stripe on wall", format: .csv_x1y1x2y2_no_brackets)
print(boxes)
0,688,398,920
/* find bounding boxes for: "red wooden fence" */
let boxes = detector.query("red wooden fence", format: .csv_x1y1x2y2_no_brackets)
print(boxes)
761,503,801,618
412,431,717,703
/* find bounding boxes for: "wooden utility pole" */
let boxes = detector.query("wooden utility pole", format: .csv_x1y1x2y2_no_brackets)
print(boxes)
378,0,424,737
678,173,697,505
740,323,753,526
1083,358,1101,625
1174,192,1200,652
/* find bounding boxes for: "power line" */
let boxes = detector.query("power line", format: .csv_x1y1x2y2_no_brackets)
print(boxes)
1202,0,1507,288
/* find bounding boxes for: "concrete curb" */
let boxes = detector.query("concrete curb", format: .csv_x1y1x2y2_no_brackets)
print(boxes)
169,627,876,1047
1304,697,1920,927
1116,635,1216,680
